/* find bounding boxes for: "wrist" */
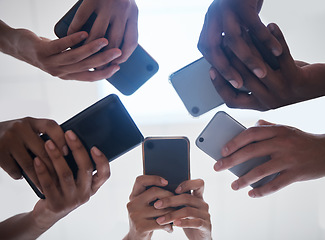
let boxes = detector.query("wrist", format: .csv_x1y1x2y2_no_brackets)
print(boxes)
123,230,153,240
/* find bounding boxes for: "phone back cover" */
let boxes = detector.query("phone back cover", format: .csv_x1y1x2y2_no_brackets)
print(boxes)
169,57,224,117
196,111,278,188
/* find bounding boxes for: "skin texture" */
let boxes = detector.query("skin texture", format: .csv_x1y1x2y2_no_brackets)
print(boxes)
124,176,212,240
214,120,325,198
0,130,110,240
0,117,67,190
68,0,139,65
0,20,122,81
209,23,325,111
198,0,282,89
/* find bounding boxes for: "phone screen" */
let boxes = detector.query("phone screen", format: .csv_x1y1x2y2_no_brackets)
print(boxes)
143,137,190,193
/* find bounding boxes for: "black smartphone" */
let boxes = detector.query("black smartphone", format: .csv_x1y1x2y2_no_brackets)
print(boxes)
143,137,190,193
54,0,159,95
25,94,144,199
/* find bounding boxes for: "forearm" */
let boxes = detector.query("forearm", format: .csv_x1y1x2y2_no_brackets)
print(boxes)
123,231,153,240
300,63,325,100
0,20,20,57
0,212,49,240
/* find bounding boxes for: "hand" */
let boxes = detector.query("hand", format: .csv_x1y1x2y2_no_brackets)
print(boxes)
198,0,282,89
32,130,110,229
214,120,325,198
0,117,67,190
124,175,175,240
154,179,212,240
9,27,122,81
68,0,139,64
209,23,325,111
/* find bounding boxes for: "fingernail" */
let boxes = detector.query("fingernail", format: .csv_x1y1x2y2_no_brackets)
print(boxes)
80,32,87,39
92,146,102,157
222,146,229,156
165,226,173,233
175,186,182,193
161,178,168,185
34,157,41,167
173,220,181,226
46,140,56,151
214,160,223,171
99,40,108,48
156,216,165,224
63,145,69,156
154,200,163,209
253,68,265,78
272,48,282,57
112,65,120,74
249,190,256,198
232,180,239,190
209,68,217,80
229,80,239,88
66,131,77,141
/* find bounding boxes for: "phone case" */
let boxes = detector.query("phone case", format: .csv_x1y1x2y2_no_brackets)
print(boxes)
54,0,159,95
25,94,144,199
196,111,278,188
169,57,224,117
143,137,190,193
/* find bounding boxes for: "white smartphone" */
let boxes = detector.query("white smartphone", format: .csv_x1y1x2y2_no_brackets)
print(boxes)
169,57,224,117
196,111,278,188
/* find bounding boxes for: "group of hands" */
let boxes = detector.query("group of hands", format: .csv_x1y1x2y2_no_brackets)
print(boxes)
1,0,325,239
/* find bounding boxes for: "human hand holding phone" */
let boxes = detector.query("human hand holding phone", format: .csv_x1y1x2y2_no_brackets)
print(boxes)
217,119,325,198
67,0,139,64
0,117,67,191
154,179,212,240
124,175,175,240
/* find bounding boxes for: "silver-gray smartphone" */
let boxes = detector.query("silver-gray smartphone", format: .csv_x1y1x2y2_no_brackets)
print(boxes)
169,57,224,117
143,137,190,193
196,111,278,188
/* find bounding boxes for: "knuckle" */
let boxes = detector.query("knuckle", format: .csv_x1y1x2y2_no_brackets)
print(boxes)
61,170,74,183
116,0,132,11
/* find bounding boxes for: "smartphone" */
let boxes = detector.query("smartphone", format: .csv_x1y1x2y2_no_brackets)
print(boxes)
143,137,190,193
25,94,144,199
169,32,279,117
54,0,159,95
196,111,278,188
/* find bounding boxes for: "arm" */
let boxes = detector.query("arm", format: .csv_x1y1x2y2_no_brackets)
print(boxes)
0,130,110,239
0,20,121,81
0,117,67,189
154,179,212,240
214,120,325,197
209,23,325,111
68,0,139,64
198,0,282,89
123,175,175,240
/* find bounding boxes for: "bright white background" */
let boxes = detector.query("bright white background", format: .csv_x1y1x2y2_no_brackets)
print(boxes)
1,0,325,239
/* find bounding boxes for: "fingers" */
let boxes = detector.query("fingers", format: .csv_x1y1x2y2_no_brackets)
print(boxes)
44,140,75,197
48,32,88,55
65,131,93,194
67,1,94,35
198,2,243,88
129,175,168,200
175,179,205,199
34,157,60,200
30,118,67,156
221,125,277,157
90,146,110,194
87,14,110,44
222,7,267,79
248,172,296,198
156,206,210,225
60,64,120,82
111,11,138,64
